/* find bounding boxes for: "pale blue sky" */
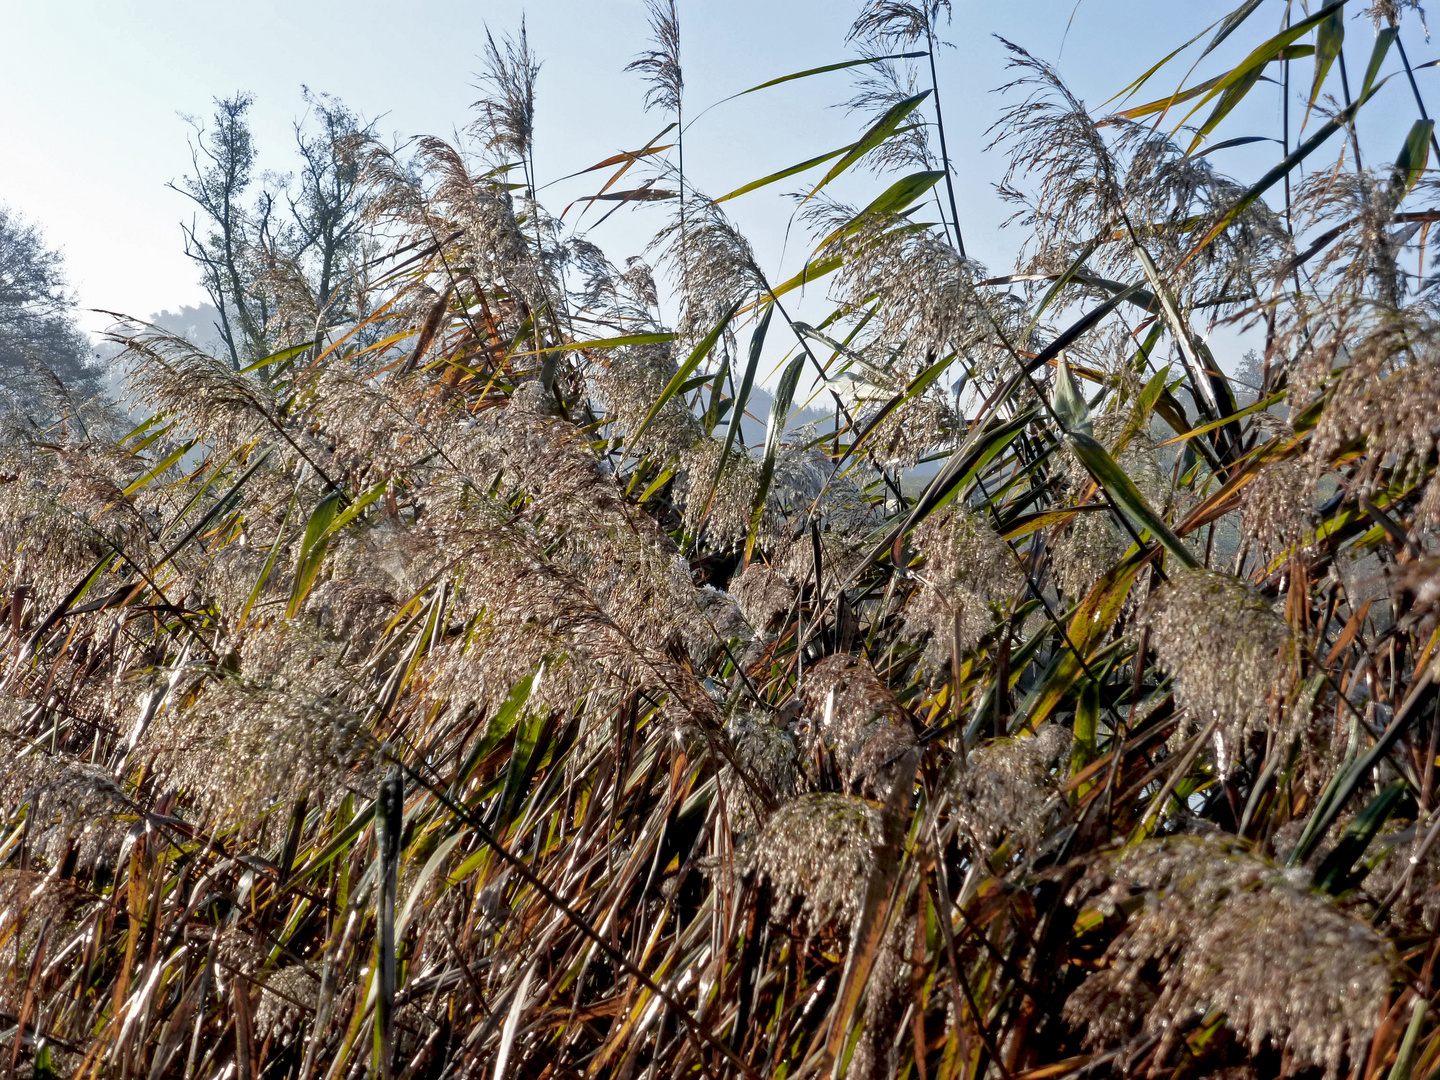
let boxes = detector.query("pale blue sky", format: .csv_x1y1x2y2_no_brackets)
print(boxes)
3,1,1436,344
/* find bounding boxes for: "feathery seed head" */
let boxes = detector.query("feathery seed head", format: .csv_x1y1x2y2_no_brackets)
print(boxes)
116,326,277,450
750,792,884,929
849,2,951,49
1307,318,1440,526
1066,835,1395,1079
254,967,319,1049
904,507,1022,673
730,563,795,634
144,662,380,822
0,743,131,875
592,340,699,461
626,0,682,116
0,871,95,996
471,22,539,163
948,725,1071,860
653,196,762,355
674,436,761,549
1137,569,1299,776
722,712,799,837
1366,0,1429,32
1239,455,1316,559
797,654,916,799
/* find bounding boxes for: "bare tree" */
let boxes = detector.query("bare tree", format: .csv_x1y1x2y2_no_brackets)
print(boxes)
288,89,376,325
174,91,378,370
172,93,269,370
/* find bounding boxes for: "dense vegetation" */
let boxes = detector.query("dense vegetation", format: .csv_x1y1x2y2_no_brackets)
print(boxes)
6,1,1440,1077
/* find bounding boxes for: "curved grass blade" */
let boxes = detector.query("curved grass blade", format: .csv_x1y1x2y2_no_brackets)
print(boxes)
1115,72,1227,121
1204,0,1268,56
631,302,740,446
451,671,538,798
287,488,342,619
1052,354,1092,436
881,410,1034,558
704,302,772,519
735,53,927,97
1066,432,1199,569
1177,0,1345,150
509,331,675,359
1195,134,1280,157
121,440,196,496
239,340,314,375
1189,63,1267,150
715,145,851,204
548,123,674,185
325,478,389,537
1313,779,1406,894
802,91,931,205
396,831,465,939
745,347,808,561
1362,27,1399,98
702,330,732,434
500,706,550,830
1391,118,1434,200
812,170,945,248
1308,7,1345,118
1024,557,1145,727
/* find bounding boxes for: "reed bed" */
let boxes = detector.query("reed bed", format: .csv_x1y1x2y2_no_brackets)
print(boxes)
5,2,1440,1078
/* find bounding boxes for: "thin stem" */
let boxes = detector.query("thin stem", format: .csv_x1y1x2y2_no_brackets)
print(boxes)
925,21,966,258
1395,35,1440,161
1336,49,1365,170
1282,5,1294,239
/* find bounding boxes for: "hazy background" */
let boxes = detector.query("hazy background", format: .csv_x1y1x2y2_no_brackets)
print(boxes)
4,1,1436,389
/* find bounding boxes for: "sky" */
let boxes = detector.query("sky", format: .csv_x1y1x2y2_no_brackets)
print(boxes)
3,1,1438,351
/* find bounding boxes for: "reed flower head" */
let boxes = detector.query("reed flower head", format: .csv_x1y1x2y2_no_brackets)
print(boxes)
750,792,884,928
1050,508,1123,601
675,436,762,548
1306,317,1440,527
1366,0,1428,31
1065,834,1395,1079
993,45,1284,310
0,462,113,610
949,725,1071,860
0,742,131,875
1136,569,1298,776
254,967,319,1050
722,712,799,837
730,562,795,633
471,21,539,163
814,202,983,390
592,340,699,461
848,1,951,49
626,0,682,116
904,507,1022,673
1292,169,1417,305
116,326,278,451
652,195,763,355
1239,454,1315,559
0,870,95,999
798,654,916,799
144,657,380,822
